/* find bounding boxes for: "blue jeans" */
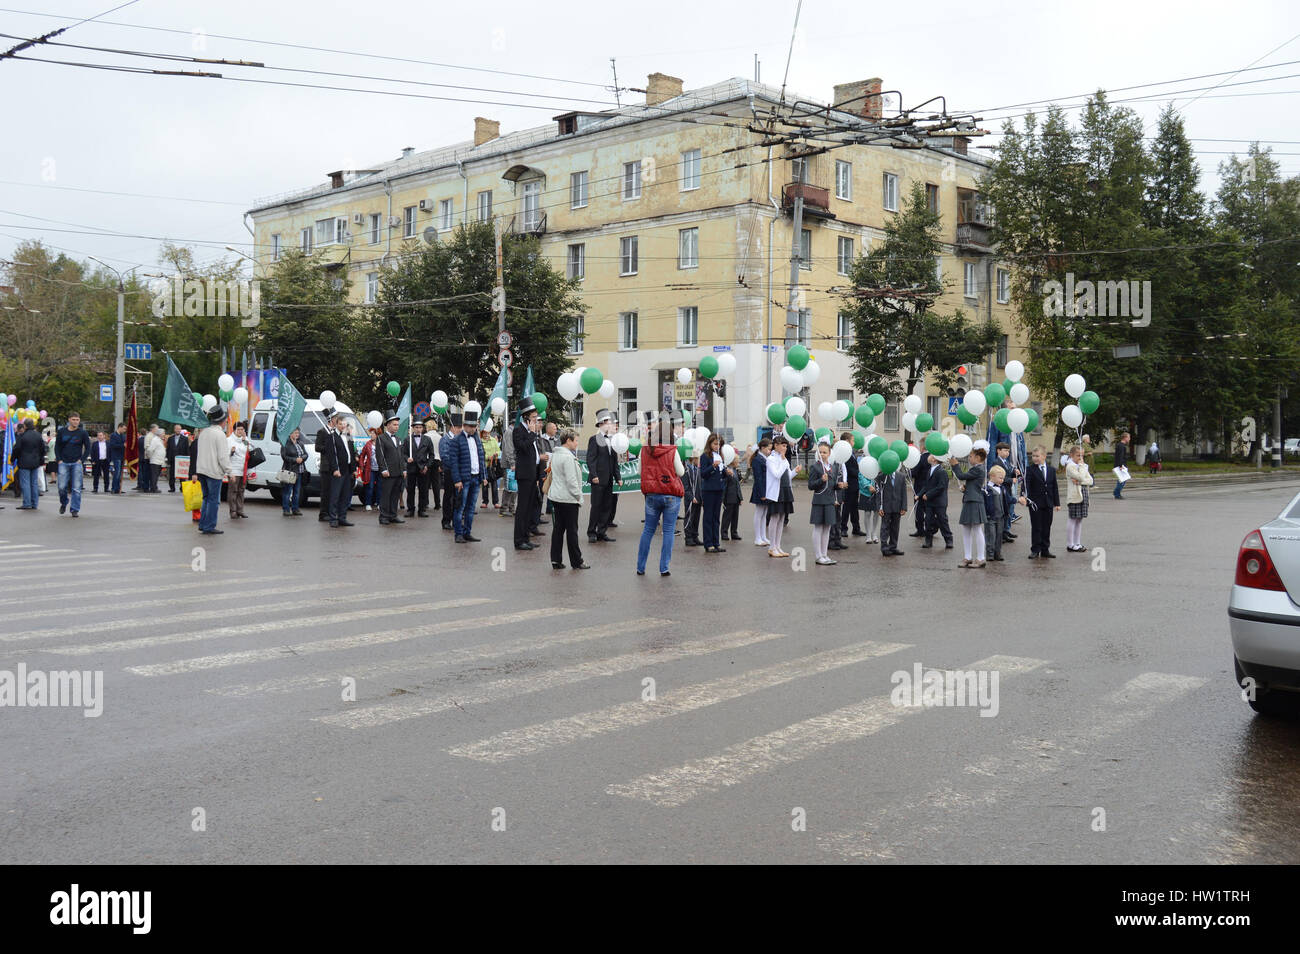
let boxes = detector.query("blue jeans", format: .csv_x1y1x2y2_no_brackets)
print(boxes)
110,458,123,492
1113,478,1127,498
282,472,302,513
198,475,223,531
455,479,481,536
19,468,40,508
57,461,84,513
638,493,682,574
366,471,381,507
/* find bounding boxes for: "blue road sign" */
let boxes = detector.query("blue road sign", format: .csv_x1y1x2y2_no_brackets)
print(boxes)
712,345,733,352
948,397,961,414
124,342,152,361
99,384,113,402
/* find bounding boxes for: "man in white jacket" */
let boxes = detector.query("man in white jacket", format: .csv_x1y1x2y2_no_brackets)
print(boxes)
194,409,233,534
145,425,167,493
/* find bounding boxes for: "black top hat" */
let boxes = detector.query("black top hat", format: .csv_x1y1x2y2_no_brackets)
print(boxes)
384,410,401,425
517,396,537,419
206,406,228,424
462,409,480,426
595,408,613,425
449,411,463,426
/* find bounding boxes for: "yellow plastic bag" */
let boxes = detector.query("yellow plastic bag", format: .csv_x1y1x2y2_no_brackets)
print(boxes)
182,479,203,511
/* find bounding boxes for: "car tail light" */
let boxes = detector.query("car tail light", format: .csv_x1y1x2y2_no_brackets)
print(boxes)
247,471,257,480
1235,529,1286,590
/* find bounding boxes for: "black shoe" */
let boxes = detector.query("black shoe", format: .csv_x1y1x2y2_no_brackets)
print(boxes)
455,535,466,543
636,570,645,576
1028,552,1039,559
574,563,592,569
417,512,429,518
530,530,545,537
406,511,415,518
732,535,742,541
465,534,481,542
1042,551,1056,558
851,530,867,537
992,555,1005,561
908,531,924,537
608,523,618,528
515,542,535,551
597,535,616,543
587,534,598,543
390,517,405,523
1002,534,1015,543
829,544,847,551
921,542,933,549
338,520,356,527
201,529,224,534
944,543,953,549
537,518,550,525
60,503,67,514
552,562,565,569
661,570,670,577
292,510,302,516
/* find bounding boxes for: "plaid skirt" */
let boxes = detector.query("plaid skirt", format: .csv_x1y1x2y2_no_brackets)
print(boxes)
1068,487,1089,519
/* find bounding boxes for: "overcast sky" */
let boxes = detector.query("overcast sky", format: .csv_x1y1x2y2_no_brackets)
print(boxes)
1,0,1296,276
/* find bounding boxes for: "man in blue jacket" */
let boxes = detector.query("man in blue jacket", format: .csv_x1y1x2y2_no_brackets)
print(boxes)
54,411,91,516
450,407,486,542
107,422,127,493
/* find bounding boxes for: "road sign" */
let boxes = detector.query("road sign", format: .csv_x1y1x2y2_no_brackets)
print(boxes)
498,350,513,367
124,342,152,361
497,330,512,348
712,344,732,352
99,384,113,402
413,401,431,420
948,397,961,415
761,345,778,353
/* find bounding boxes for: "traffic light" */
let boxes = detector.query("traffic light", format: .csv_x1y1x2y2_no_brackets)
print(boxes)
948,363,969,398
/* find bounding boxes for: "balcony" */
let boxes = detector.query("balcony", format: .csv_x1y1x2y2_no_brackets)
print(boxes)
955,221,992,253
508,211,547,236
781,182,836,221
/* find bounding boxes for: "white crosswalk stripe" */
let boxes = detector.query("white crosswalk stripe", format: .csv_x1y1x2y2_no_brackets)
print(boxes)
209,617,677,698
0,559,152,580
46,594,479,655
449,639,913,763
814,671,1206,860
316,629,790,730
3,582,344,624
0,544,52,551
0,580,215,607
127,605,577,677
0,552,109,566
605,655,1049,808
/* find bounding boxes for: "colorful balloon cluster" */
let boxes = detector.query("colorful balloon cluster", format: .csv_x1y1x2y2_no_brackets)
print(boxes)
0,393,47,426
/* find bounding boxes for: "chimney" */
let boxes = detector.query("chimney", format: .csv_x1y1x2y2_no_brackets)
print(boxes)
401,146,415,159
832,77,883,121
645,72,684,106
474,117,500,146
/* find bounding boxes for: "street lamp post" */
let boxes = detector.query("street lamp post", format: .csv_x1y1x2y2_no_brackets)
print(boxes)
90,257,136,428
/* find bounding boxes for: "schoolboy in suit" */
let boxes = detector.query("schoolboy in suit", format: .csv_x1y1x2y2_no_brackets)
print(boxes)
1020,446,1061,558
877,467,909,556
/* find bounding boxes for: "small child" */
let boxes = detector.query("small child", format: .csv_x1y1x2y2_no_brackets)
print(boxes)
984,464,1006,561
951,447,987,567
1064,444,1094,552
683,453,702,546
858,467,881,543
721,456,743,541
993,441,1019,542
808,437,840,565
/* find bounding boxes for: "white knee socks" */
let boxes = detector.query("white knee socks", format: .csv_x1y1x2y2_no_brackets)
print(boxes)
754,503,769,544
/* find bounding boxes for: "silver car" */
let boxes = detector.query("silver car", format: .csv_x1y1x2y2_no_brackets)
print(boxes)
1230,489,1300,715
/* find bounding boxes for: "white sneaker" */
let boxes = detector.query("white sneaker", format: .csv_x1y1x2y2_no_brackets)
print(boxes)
365,505,372,511
754,540,769,547
816,557,837,565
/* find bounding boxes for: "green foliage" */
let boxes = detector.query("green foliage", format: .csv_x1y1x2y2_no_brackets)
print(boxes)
251,248,354,398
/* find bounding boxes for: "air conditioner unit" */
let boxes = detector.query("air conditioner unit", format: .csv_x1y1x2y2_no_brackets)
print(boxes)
418,198,434,212
388,215,401,228
352,213,364,225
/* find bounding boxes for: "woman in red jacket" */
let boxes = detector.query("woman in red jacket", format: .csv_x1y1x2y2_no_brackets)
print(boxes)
358,427,381,512
636,411,686,578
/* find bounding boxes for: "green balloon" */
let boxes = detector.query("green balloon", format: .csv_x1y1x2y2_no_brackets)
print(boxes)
867,393,886,415
787,344,810,370
677,437,690,462
387,380,400,397
767,402,788,425
854,405,875,428
1079,390,1100,415
814,426,832,442
785,415,807,439
915,412,934,433
868,436,889,458
579,367,603,394
877,449,901,475
994,408,1011,434
192,392,202,405
984,382,1006,408
629,439,642,457
957,405,978,426
1003,379,1015,395
926,431,950,456
531,392,548,415
890,439,909,461
852,429,866,450
220,389,233,401
698,355,719,379
1024,408,1040,432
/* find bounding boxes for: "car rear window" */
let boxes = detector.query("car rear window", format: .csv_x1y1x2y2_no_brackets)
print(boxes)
1288,498,1300,520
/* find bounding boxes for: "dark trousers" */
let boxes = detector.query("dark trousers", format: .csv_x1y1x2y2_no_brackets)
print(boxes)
721,501,739,537
701,490,723,548
839,490,861,532
485,473,499,505
924,501,953,544
587,481,614,538
881,511,902,553
405,468,430,514
515,477,539,546
318,471,333,520
1029,503,1053,554
91,459,110,492
328,471,353,523
609,490,619,524
430,466,442,508
685,498,702,542
440,467,456,525
380,474,403,521
535,479,546,523
166,459,177,491
913,494,926,534
550,501,583,566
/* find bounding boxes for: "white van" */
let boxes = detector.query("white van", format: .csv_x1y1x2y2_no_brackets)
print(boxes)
244,398,367,506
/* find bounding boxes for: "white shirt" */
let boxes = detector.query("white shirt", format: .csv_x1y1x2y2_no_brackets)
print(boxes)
95,441,107,460
765,451,790,500
468,435,480,475
227,434,248,470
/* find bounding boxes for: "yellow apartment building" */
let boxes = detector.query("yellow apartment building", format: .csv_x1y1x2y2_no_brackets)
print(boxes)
247,72,1051,449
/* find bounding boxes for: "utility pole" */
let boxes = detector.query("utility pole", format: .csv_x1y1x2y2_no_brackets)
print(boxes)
493,216,509,405
1273,384,1283,468
91,257,131,428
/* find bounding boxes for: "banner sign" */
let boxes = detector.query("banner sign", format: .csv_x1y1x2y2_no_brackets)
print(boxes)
578,457,641,495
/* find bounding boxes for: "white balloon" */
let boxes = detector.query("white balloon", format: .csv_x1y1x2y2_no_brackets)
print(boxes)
904,445,921,469
556,373,580,401
800,360,821,385
831,440,852,464
780,366,804,393
721,444,737,466
963,390,987,416
716,353,737,377
1061,404,1084,428
232,387,249,404
464,400,482,416
833,400,851,422
1009,382,1030,405
491,397,507,416
1007,408,1030,433
218,373,235,392
430,389,447,409
902,411,917,433
949,433,973,458
611,433,630,454
817,401,836,422
1005,359,1025,382
201,394,217,412
785,396,806,418
1064,374,1086,399
861,455,880,479
366,410,383,429
903,394,923,414
482,417,493,432
676,367,692,385
599,379,616,399
319,390,336,407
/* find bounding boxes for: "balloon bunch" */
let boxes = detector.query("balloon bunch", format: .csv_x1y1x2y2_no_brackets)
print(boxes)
676,424,737,466
1060,374,1100,435
696,351,737,381
0,394,46,425
214,374,249,406
558,367,611,401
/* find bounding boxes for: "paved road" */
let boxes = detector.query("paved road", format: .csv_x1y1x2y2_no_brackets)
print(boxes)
3,479,1299,863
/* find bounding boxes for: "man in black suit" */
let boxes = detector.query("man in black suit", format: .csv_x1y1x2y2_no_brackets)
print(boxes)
586,408,619,543
919,453,954,549
908,449,932,537
165,424,190,492
375,411,405,525
318,409,356,528
439,412,462,529
877,467,909,556
315,415,335,522
512,398,545,550
1020,446,1060,558
404,419,435,517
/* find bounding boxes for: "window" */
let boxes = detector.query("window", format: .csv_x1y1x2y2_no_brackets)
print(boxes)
835,160,852,200
791,157,808,183
678,306,698,346
439,198,453,231
336,218,348,244
570,170,588,209
620,311,638,350
964,262,977,299
623,160,641,200
404,206,416,238
882,173,899,212
618,388,637,430
567,243,585,281
620,236,638,276
300,228,312,253
934,256,943,285
837,312,854,351
678,227,699,269
571,396,584,429
271,234,281,260
796,308,811,347
522,181,541,230
837,389,855,410
680,148,701,191
1031,401,1043,434
477,190,493,223
569,315,584,354
926,183,939,215
837,236,854,275
884,401,900,432
997,334,1009,369
250,413,269,441
316,218,336,246
800,229,812,270
997,268,1010,303
927,396,942,422
370,213,382,245
365,272,378,304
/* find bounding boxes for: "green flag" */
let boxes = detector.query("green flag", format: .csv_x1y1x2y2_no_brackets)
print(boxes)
276,370,306,441
522,366,535,398
159,354,208,429
396,384,412,441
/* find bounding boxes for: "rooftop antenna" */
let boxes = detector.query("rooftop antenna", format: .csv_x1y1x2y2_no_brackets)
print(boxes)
609,57,621,108
754,53,760,83
779,0,803,106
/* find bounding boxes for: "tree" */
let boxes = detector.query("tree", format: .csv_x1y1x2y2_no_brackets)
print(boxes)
840,183,998,435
